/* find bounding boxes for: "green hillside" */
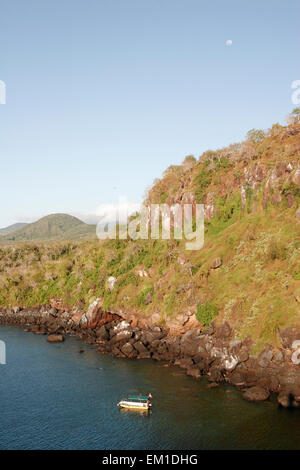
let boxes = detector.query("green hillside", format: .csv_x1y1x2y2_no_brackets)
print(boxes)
0,214,96,242
0,116,300,352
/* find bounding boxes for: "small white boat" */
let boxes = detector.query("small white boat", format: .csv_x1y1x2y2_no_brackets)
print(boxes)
117,396,152,411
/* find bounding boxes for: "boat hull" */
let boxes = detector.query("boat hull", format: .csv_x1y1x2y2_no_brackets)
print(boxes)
118,400,150,411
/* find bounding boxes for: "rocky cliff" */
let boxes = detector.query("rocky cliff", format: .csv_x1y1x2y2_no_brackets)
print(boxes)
2,300,300,407
0,118,300,404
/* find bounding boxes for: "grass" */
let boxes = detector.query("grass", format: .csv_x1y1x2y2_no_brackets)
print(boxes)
0,121,300,353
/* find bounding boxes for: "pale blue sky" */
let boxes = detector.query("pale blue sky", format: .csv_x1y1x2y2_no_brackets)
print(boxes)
0,0,299,227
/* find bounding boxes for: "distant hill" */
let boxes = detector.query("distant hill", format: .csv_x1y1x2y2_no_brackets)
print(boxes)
0,214,96,242
0,222,28,235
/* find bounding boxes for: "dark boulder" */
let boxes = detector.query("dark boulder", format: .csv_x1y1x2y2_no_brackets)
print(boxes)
258,349,273,368
236,347,249,363
133,341,149,355
229,371,246,387
279,327,300,349
208,367,225,383
174,358,194,370
180,329,201,357
95,325,109,341
121,342,136,358
186,368,201,379
243,386,270,402
109,329,133,346
215,322,232,339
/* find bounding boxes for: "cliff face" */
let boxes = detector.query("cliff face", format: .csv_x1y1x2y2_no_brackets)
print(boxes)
0,121,299,352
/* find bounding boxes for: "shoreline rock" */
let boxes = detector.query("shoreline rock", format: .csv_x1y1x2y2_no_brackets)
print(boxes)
47,333,64,343
1,305,300,407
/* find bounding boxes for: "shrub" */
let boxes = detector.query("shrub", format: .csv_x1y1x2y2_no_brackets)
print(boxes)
182,155,196,170
267,240,287,261
193,165,213,202
286,108,300,125
282,182,300,198
136,286,154,307
196,302,218,327
246,128,266,143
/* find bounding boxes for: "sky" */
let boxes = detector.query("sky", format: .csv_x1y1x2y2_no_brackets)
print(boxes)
0,0,299,227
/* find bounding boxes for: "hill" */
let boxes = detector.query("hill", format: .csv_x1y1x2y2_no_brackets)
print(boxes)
0,214,96,242
0,223,28,235
0,117,299,352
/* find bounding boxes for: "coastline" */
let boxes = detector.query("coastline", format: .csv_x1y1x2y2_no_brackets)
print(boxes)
1,301,300,408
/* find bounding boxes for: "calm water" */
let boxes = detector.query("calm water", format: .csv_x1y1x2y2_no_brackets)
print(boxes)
0,326,300,450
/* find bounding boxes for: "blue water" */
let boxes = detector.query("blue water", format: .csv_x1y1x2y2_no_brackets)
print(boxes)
1,325,300,450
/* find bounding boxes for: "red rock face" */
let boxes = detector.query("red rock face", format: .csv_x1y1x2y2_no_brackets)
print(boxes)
88,311,121,329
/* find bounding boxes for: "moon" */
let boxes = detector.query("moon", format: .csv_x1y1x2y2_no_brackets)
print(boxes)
226,39,233,47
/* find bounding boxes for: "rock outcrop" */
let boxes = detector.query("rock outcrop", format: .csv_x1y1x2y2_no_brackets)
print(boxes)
2,304,300,406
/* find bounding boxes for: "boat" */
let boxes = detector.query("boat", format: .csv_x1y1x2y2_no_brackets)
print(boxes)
117,395,152,411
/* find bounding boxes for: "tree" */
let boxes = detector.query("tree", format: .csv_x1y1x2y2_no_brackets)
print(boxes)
246,128,266,143
286,108,300,125
182,155,196,170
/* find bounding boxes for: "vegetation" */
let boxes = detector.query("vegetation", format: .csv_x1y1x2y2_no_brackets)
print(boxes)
0,116,300,352
196,302,218,327
287,108,300,125
246,128,266,143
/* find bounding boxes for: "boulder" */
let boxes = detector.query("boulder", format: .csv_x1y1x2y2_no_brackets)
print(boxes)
95,325,109,341
49,307,58,317
207,382,219,389
164,337,181,357
165,311,199,336
273,350,284,364
229,339,242,352
236,347,249,363
279,327,300,349
109,329,133,346
107,276,117,291
208,367,224,383
258,349,273,368
186,368,201,379
111,346,124,358
47,334,64,343
174,358,194,370
223,355,238,371
243,386,270,402
229,371,246,387
133,341,149,354
121,342,135,357
211,258,222,269
277,392,292,408
137,352,151,359
203,324,215,335
149,339,161,351
215,322,231,339
180,328,201,356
